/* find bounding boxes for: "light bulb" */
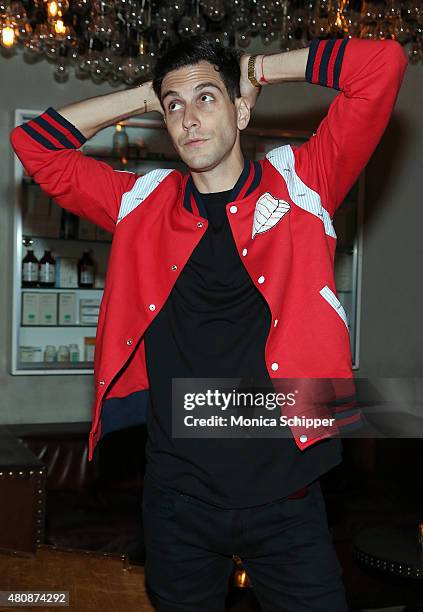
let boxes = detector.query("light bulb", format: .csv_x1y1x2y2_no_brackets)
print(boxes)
54,18,67,35
46,0,69,17
1,24,15,47
47,1,58,18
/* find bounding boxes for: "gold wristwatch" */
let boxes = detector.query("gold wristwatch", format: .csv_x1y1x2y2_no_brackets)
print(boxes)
247,55,261,88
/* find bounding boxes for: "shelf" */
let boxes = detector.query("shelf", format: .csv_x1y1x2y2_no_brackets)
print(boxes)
22,234,112,244
18,361,94,370
87,152,182,163
20,325,97,328
21,287,103,291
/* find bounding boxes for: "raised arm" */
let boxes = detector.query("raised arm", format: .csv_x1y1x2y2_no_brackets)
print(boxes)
9,81,163,232
56,80,162,140
241,37,408,217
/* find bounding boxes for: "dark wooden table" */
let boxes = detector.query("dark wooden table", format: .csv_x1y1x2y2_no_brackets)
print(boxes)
0,545,261,611
0,545,155,611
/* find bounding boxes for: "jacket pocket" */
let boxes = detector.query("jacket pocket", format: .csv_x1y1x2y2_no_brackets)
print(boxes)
319,285,349,330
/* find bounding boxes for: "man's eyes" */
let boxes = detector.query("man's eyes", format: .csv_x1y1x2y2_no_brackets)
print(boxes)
168,93,214,112
168,101,182,111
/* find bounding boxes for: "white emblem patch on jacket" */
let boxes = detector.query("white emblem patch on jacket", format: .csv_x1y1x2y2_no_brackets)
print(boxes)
252,192,290,239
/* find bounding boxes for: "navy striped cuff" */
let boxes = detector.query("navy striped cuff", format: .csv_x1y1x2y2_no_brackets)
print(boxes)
305,37,349,90
337,414,363,433
20,107,87,150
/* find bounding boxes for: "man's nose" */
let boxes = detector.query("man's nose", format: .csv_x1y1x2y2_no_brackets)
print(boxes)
182,105,200,131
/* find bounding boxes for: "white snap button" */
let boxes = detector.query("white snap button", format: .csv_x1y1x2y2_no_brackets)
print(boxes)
126,339,133,346
299,435,308,443
242,248,248,256
171,265,178,271
229,205,238,214
197,222,203,228
149,304,156,311
99,380,105,386
271,362,279,371
274,319,278,327
258,276,265,284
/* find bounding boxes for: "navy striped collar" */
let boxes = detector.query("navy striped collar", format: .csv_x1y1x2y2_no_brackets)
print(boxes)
183,157,262,219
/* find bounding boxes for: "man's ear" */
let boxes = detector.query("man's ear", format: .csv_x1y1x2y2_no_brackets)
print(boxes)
236,97,251,131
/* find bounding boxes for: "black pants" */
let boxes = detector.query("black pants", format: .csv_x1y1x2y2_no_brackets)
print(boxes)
142,473,348,612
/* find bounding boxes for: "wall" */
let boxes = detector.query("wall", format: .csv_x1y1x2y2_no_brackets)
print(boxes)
0,45,421,428
0,52,113,425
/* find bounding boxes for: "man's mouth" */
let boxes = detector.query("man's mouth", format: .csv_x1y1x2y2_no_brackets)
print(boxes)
184,138,208,147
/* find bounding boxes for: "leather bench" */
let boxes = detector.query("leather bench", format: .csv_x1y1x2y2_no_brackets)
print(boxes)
0,426,46,555
2,422,385,563
6,423,148,561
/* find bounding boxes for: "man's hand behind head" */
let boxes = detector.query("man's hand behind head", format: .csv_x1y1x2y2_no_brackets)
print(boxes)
134,80,164,117
239,54,262,114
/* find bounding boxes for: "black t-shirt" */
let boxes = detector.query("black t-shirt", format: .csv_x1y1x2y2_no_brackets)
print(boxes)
143,177,342,509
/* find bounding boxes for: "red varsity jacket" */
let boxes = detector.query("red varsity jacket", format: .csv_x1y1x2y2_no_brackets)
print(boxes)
10,37,408,461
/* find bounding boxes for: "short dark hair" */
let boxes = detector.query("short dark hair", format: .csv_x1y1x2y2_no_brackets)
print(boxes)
152,36,243,108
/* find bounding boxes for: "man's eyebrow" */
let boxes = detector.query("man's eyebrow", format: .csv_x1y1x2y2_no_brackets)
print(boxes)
161,82,223,102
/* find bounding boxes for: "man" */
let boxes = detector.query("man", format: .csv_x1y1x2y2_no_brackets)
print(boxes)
10,35,407,611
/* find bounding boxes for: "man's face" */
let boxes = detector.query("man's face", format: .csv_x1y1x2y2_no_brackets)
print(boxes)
160,60,248,172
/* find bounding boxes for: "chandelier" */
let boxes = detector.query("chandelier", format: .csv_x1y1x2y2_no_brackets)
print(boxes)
0,0,421,85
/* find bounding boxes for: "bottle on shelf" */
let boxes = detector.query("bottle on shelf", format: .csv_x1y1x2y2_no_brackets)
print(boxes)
44,345,57,362
60,209,79,240
22,248,39,287
57,345,70,362
39,249,56,287
69,343,80,362
136,136,148,160
113,124,129,159
78,250,95,288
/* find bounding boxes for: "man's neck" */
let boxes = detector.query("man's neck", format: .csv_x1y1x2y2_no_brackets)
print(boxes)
190,150,245,194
